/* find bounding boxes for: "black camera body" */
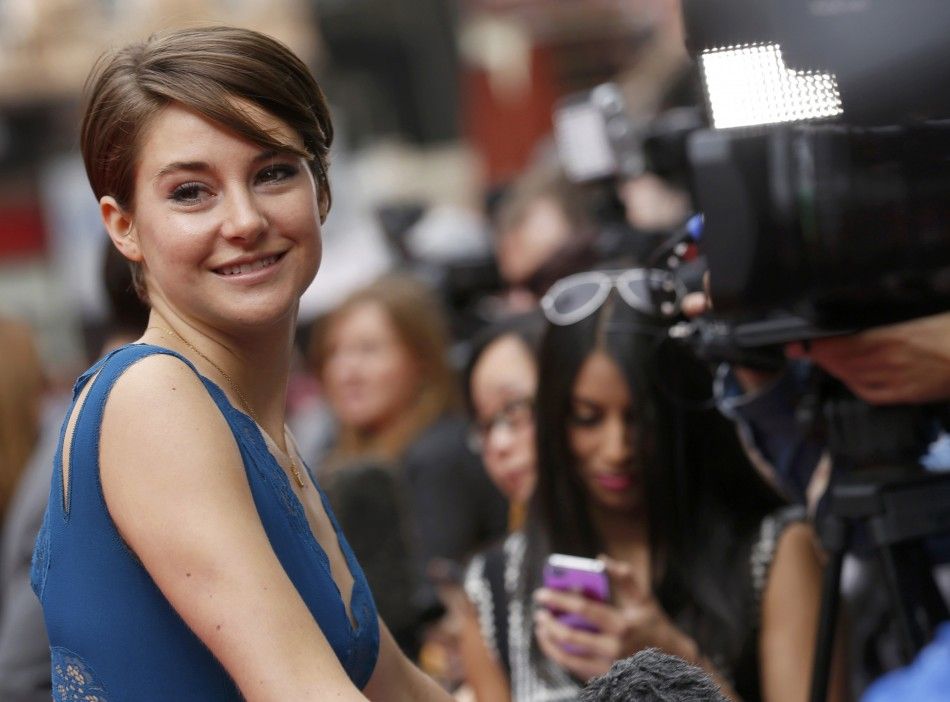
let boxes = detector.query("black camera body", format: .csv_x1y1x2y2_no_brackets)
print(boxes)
693,122,950,334
682,0,950,343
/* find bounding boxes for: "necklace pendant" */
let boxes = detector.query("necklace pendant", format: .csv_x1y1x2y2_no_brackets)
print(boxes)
290,460,306,489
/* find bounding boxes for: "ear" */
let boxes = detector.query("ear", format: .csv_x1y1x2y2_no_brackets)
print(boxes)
100,196,142,262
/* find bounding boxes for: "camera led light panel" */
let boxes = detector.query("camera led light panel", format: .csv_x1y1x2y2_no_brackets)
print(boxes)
700,42,843,129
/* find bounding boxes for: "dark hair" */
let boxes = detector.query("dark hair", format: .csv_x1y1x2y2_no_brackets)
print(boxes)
462,311,546,416
582,648,728,702
527,295,785,663
81,26,333,300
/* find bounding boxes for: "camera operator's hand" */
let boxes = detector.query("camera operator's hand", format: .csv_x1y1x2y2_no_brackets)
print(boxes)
787,312,950,405
681,280,782,395
532,556,693,681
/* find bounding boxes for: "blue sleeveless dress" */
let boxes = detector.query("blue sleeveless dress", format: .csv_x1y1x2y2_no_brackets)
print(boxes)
31,344,380,701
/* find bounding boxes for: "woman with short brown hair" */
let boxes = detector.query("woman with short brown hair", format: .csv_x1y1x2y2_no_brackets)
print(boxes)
32,26,452,701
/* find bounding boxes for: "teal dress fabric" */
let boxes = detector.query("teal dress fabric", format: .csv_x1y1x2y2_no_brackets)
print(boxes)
31,344,379,701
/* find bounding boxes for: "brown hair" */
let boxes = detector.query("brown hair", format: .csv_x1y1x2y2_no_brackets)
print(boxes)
494,161,595,239
310,275,461,463
80,26,334,299
0,318,45,520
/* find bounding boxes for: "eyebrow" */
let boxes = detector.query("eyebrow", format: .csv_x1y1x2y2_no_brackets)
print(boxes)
152,149,284,182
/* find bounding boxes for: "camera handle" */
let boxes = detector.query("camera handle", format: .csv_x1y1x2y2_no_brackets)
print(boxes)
807,390,950,702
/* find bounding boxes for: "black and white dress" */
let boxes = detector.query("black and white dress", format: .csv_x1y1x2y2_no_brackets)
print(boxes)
463,505,806,702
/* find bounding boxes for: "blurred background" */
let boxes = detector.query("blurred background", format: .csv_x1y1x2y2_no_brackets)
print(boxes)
0,0,686,382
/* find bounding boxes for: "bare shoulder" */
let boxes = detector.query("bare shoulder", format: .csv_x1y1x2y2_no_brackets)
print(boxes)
99,352,245,523
105,351,217,421
102,352,234,460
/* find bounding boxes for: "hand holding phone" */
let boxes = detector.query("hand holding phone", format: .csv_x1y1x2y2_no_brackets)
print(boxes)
541,554,611,633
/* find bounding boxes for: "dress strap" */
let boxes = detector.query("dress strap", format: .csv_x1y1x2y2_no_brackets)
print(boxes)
59,344,205,521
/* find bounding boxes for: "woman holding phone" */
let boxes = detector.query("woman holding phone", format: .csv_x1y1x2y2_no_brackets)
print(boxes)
30,26,451,702
464,270,848,701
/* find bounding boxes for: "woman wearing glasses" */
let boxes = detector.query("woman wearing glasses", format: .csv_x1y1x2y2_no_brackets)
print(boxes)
463,270,848,701
464,313,546,531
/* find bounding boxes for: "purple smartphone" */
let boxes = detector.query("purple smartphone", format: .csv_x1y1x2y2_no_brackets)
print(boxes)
542,553,611,634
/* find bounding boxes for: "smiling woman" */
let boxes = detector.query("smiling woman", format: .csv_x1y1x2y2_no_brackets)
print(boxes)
30,26,453,702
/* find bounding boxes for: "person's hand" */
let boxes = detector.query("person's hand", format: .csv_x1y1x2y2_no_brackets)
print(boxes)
680,274,781,394
787,312,950,405
681,270,711,319
532,556,696,681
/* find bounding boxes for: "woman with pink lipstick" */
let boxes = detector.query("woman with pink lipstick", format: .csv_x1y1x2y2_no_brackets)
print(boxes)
463,276,848,701
30,26,452,702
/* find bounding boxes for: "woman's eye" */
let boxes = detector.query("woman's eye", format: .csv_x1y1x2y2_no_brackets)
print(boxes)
569,408,603,427
170,182,206,204
257,163,299,184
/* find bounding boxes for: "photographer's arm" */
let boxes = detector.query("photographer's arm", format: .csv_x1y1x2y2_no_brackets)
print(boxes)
788,312,950,405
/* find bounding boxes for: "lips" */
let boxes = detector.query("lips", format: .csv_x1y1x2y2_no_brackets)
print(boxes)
214,252,283,276
593,473,635,492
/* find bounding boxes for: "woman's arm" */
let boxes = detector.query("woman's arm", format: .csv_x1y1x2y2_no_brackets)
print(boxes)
362,619,453,702
758,522,849,702
440,583,511,702
100,355,368,701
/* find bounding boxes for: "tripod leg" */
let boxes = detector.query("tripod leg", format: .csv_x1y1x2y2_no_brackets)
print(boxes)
810,517,847,702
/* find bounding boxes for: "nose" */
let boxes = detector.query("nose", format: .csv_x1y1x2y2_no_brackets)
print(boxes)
485,422,516,455
601,414,633,466
221,188,267,243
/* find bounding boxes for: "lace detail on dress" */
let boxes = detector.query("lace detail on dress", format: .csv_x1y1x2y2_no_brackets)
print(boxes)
30,507,52,600
51,648,108,701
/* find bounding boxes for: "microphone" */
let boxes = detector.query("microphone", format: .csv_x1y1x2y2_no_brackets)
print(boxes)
581,648,727,702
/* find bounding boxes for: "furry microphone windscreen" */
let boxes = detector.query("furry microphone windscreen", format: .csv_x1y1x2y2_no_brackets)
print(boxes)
581,648,728,702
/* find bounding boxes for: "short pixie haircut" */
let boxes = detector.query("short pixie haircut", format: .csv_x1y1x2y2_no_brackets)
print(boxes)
82,26,333,211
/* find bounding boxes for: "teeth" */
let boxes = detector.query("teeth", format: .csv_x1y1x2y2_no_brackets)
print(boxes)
219,254,279,276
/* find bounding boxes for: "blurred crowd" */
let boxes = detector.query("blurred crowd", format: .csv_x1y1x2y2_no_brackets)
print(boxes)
2,1,949,701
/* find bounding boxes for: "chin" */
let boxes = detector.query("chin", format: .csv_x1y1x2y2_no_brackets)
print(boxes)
594,490,640,514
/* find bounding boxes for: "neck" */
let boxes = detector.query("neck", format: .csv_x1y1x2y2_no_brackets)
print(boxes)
143,307,296,445
590,503,649,557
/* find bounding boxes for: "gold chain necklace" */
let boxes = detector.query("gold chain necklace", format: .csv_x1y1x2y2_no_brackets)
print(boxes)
147,326,307,489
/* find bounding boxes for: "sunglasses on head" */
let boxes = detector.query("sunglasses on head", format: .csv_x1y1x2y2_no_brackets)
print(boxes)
540,268,686,326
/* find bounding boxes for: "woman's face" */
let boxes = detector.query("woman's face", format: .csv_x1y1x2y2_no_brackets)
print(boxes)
470,335,538,503
568,350,641,514
112,101,322,332
321,301,420,433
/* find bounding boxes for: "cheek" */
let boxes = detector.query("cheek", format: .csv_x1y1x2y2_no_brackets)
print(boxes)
360,358,415,414
568,427,601,472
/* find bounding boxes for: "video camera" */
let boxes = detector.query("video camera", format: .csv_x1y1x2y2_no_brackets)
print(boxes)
681,5,950,696
556,0,950,352
687,0,950,343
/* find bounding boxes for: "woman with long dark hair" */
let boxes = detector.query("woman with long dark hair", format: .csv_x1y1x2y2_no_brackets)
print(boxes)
464,273,847,701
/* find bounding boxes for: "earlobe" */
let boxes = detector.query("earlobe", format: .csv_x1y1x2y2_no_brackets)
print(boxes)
100,196,142,262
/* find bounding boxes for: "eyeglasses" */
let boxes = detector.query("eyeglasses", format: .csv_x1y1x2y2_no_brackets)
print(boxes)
468,397,534,454
541,268,686,326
